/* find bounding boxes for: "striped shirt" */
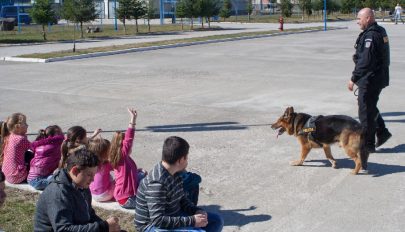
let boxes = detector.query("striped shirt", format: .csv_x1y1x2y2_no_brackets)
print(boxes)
135,162,199,232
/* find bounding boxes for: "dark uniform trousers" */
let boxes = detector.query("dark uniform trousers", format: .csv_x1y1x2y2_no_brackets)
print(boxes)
358,86,386,148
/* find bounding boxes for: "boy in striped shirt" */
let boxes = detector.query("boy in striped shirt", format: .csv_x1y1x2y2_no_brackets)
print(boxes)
135,136,223,232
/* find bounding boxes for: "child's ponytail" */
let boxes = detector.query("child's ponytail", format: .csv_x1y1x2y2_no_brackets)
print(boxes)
0,121,10,165
109,132,125,168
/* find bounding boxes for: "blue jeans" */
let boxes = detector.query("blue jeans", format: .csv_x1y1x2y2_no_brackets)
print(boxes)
145,212,223,232
28,175,53,190
120,171,146,209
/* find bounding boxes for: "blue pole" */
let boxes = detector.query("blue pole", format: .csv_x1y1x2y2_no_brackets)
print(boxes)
17,4,21,33
159,0,163,25
114,0,117,31
323,0,326,31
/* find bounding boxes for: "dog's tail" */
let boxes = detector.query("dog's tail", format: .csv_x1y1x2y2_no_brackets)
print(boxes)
359,128,369,170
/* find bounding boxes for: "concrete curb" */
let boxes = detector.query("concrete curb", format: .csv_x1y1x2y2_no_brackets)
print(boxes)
5,181,134,213
2,27,347,63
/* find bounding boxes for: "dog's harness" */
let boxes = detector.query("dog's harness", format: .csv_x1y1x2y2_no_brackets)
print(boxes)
296,115,324,147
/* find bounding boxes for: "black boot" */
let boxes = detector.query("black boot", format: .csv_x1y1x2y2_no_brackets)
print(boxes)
376,129,392,148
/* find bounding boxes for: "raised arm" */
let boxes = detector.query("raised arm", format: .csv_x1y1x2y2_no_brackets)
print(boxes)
121,108,137,157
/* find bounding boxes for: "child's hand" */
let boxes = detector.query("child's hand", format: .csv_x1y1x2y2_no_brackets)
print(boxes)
127,108,137,126
90,128,102,140
138,168,148,175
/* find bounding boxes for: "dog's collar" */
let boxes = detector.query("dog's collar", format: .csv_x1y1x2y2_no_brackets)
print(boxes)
292,113,301,136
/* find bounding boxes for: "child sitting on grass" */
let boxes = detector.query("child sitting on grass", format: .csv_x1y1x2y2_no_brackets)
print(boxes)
27,125,65,190
88,137,115,202
1,113,57,184
109,108,147,209
59,126,101,169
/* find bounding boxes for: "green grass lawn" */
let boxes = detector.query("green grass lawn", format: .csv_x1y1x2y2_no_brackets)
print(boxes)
0,23,202,44
0,13,353,45
18,26,327,59
0,188,136,232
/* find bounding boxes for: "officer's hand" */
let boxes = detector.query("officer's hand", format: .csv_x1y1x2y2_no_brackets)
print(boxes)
347,80,354,91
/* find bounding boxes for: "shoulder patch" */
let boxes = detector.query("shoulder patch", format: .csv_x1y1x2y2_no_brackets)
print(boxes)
365,41,371,48
383,36,389,43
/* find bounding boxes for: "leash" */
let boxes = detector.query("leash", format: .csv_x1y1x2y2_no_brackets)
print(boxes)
354,87,359,96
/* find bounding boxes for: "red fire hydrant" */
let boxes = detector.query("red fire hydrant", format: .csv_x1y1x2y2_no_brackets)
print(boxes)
278,16,284,31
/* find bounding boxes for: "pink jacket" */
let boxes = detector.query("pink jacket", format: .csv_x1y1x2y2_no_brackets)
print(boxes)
113,127,139,201
27,135,65,181
90,161,114,195
1,134,30,184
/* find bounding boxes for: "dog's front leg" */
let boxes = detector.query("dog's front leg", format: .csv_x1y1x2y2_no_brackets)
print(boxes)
291,137,311,166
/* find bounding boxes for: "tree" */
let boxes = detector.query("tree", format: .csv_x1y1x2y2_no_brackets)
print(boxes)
145,0,156,32
199,0,221,28
363,0,377,9
30,0,56,40
297,0,312,20
62,0,98,38
117,0,133,34
176,0,187,30
219,0,232,21
247,0,253,22
183,0,200,29
280,0,292,17
131,0,146,33
378,0,395,21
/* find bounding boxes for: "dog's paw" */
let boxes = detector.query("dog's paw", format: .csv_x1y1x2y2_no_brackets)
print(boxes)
331,161,338,169
350,170,359,175
290,160,303,166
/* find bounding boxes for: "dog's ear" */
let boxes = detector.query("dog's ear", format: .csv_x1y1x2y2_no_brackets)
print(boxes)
285,106,294,116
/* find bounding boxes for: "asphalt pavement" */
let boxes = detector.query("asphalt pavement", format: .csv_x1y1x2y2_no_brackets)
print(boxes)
1,20,404,232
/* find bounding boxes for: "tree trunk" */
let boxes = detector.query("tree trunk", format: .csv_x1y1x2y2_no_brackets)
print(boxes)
181,18,184,30
208,18,211,28
80,22,84,39
190,17,193,30
135,19,139,33
73,23,76,52
42,24,47,40
148,18,151,32
201,17,204,28
123,18,127,34
248,13,250,22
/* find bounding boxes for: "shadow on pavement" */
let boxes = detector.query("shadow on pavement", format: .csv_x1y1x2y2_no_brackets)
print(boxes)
27,122,272,136
305,157,405,177
200,205,271,227
145,122,247,132
380,112,405,117
377,144,405,153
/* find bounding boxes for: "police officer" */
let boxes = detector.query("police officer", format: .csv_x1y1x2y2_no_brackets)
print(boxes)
348,8,392,159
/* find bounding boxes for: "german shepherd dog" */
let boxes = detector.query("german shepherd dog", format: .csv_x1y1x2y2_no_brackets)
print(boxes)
271,107,368,174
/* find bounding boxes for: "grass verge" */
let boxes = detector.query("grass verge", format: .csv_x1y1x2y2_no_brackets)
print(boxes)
18,26,328,59
0,188,136,232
